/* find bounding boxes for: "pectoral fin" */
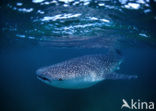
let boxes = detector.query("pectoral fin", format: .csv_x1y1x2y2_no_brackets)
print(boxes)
104,72,138,80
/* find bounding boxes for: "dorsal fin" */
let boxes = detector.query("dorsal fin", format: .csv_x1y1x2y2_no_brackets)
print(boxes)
115,49,122,56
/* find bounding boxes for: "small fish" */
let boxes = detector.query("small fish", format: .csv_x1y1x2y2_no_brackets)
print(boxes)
36,54,137,89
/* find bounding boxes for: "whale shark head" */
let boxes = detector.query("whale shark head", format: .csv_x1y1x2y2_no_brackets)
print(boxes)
36,65,98,89
36,65,69,88
36,66,64,81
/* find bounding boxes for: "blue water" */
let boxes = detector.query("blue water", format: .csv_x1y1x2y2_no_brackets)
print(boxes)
0,0,156,111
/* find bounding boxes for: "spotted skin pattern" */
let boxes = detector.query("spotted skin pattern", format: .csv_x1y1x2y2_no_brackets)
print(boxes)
36,54,137,89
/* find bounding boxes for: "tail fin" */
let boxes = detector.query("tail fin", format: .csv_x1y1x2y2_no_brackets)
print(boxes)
104,72,138,80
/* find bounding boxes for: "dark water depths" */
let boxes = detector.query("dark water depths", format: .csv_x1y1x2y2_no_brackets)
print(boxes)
0,0,156,111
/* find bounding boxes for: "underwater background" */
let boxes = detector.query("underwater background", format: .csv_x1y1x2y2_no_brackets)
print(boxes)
0,0,156,111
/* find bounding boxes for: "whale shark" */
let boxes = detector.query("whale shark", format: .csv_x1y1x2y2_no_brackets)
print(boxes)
36,53,137,89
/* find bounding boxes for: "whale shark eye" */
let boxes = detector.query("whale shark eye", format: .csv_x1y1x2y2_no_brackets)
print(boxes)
58,78,63,81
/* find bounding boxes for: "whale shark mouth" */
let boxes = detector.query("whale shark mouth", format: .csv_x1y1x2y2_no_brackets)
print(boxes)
37,75,51,82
